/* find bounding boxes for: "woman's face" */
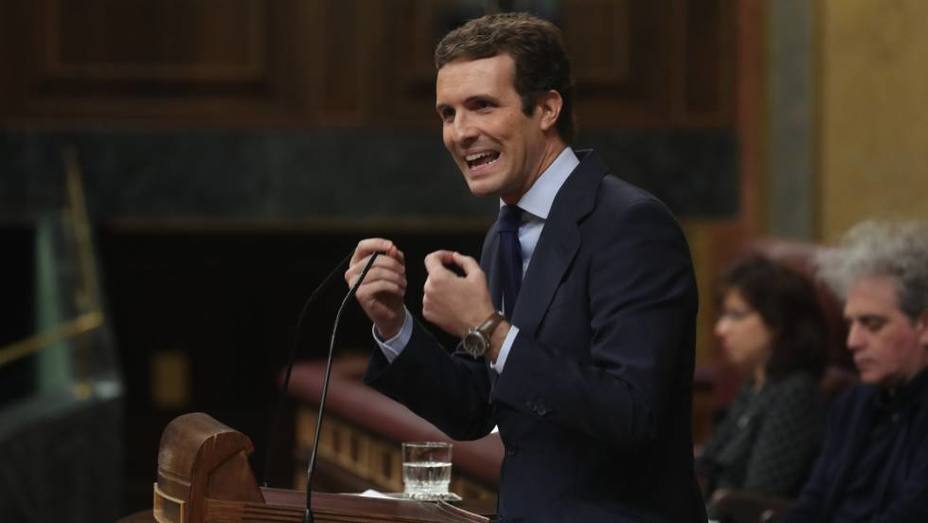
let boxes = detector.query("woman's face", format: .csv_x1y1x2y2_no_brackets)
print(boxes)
715,288,774,372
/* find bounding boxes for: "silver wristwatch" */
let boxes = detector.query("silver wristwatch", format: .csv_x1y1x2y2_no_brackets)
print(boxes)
461,311,506,358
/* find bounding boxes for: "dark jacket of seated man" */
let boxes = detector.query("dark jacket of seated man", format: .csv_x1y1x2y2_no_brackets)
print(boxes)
781,370,928,522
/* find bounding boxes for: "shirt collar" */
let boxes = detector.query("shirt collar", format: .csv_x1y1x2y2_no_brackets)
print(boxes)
500,146,579,220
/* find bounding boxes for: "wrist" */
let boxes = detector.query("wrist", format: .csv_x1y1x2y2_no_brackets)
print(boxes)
461,310,505,359
375,310,406,341
487,320,511,362
375,324,400,341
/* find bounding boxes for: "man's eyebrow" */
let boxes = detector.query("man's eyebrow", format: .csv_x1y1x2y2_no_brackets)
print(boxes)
465,94,498,104
846,314,888,324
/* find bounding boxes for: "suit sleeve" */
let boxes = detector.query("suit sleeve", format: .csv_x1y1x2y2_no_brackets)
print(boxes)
491,199,697,451
364,317,496,441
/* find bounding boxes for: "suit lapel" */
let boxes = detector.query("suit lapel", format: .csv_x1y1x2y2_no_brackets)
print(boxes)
510,150,608,336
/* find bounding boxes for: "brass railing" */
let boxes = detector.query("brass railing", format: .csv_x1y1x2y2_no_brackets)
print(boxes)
0,147,107,374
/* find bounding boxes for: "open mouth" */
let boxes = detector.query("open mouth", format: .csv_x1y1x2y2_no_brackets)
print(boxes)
465,151,500,170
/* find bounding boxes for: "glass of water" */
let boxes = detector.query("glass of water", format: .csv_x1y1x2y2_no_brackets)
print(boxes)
402,441,452,499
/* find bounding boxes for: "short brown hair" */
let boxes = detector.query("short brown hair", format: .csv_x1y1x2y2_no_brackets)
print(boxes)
435,12,576,142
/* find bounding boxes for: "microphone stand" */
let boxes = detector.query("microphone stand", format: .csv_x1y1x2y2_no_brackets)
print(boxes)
259,250,381,523
304,252,381,523
262,251,351,488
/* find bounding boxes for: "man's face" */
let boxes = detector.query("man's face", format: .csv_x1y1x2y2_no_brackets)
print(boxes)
435,54,550,203
844,275,928,385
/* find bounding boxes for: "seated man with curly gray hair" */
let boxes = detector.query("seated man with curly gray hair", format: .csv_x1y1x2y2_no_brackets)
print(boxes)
782,220,928,522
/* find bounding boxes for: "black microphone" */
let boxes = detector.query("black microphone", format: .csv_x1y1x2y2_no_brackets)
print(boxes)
261,249,382,523
262,250,351,488
302,251,381,523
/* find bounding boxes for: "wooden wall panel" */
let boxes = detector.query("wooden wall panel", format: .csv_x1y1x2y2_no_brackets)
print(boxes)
563,0,671,127
305,0,375,125
2,0,311,126
677,0,735,125
563,0,733,128
46,0,264,82
373,0,474,126
0,0,734,129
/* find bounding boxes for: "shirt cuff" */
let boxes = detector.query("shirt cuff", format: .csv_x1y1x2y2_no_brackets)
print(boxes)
490,324,519,373
372,308,412,363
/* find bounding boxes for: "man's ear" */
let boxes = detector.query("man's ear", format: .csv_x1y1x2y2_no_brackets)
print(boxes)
536,89,563,132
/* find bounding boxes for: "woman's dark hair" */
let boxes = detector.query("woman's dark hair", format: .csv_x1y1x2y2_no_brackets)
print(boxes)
434,12,576,142
718,254,827,380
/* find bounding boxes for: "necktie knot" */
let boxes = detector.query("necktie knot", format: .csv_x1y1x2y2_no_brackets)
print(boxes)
498,205,523,233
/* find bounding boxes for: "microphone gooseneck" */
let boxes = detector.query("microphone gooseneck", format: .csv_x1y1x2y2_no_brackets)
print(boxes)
303,251,381,523
262,250,353,488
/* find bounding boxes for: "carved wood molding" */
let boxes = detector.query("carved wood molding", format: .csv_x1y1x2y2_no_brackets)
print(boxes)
37,0,267,83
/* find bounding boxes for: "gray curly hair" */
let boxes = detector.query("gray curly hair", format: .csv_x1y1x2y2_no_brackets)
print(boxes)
817,220,928,321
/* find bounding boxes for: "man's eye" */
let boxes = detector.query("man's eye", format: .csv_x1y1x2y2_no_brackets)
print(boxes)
860,317,887,332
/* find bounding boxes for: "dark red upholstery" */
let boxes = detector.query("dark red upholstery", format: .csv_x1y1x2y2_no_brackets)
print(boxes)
287,356,503,486
749,238,853,372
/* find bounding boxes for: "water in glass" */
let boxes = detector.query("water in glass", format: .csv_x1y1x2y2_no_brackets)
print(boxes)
402,442,452,499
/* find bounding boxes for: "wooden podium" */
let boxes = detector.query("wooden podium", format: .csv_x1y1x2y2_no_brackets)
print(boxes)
146,413,488,523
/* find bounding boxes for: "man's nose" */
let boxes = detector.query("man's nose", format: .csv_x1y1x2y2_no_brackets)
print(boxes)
846,323,864,351
451,113,479,145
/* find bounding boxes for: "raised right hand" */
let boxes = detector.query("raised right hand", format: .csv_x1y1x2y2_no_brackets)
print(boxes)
345,238,407,339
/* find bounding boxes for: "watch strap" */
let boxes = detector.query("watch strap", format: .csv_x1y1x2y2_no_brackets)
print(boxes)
476,311,506,339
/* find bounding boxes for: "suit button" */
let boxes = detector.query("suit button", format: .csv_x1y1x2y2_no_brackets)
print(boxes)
506,446,519,456
525,399,552,417
526,399,550,417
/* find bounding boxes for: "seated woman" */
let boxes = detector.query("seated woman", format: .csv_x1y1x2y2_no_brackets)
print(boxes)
697,254,828,507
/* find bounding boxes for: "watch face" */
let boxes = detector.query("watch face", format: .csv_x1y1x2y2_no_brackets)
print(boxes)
462,332,486,357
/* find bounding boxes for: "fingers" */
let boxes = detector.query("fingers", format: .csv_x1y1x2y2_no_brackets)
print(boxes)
423,250,455,275
346,256,405,288
346,238,405,287
451,252,482,277
355,279,405,302
425,250,484,283
350,238,404,266
351,238,393,264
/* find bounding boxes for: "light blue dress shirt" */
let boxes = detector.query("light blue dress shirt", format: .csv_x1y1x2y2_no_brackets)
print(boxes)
374,146,579,374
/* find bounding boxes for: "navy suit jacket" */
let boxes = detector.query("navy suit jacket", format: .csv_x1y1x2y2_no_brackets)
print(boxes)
366,150,706,522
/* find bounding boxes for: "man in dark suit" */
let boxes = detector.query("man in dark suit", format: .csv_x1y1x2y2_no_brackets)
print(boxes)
781,220,928,522
346,13,705,522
